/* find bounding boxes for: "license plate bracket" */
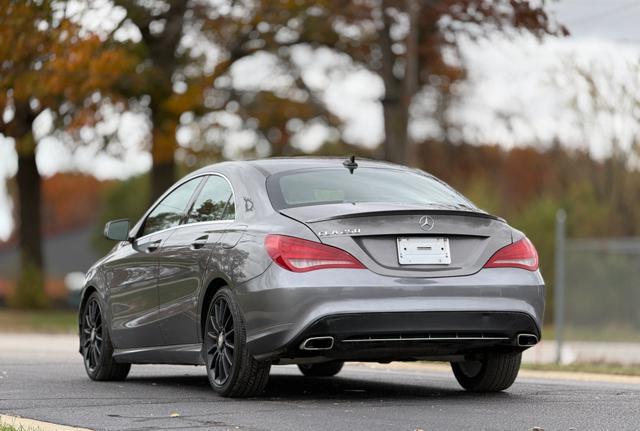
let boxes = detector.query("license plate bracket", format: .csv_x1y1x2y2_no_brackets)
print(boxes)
397,237,451,265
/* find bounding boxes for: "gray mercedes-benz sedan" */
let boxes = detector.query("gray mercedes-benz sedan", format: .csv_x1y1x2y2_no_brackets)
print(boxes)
79,157,544,397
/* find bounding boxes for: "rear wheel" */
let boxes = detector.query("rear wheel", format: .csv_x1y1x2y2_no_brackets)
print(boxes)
80,292,131,381
204,287,271,397
451,351,521,392
298,361,344,377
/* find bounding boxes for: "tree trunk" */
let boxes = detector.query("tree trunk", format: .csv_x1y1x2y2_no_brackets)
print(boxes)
150,158,175,204
404,0,420,166
379,0,410,165
144,1,187,204
149,117,177,203
13,131,47,308
382,101,409,165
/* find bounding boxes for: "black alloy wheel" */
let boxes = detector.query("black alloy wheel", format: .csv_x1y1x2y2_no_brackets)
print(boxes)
298,361,345,377
82,297,103,373
204,287,271,397
206,297,236,386
80,292,131,381
451,351,522,392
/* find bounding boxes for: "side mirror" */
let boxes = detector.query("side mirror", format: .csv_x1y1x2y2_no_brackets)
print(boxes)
104,219,131,241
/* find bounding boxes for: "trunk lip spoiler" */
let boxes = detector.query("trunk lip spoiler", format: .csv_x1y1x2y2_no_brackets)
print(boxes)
292,209,504,224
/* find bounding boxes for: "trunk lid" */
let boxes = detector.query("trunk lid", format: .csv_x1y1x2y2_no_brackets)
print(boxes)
280,203,512,278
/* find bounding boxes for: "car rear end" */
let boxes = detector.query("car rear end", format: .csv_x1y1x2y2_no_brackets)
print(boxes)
245,246,543,363
240,160,544,374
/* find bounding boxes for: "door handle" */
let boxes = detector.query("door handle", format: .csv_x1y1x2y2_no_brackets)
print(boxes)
191,235,209,250
146,240,161,253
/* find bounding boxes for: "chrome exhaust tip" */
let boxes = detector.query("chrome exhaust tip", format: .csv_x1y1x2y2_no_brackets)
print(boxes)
299,336,334,351
517,333,539,347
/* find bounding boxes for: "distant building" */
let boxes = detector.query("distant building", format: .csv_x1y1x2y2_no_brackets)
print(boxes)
0,174,106,306
0,226,100,304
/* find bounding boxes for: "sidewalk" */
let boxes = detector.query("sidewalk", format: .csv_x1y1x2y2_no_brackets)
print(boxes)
2,332,640,366
523,339,640,365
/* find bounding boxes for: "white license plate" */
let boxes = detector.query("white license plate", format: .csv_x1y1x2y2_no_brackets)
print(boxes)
397,237,451,265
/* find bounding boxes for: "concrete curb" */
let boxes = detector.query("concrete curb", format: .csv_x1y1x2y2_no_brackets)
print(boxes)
0,415,93,431
352,361,640,384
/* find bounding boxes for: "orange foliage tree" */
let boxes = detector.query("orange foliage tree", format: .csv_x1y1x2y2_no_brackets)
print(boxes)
104,1,566,193
0,0,135,307
267,0,566,164
109,1,339,199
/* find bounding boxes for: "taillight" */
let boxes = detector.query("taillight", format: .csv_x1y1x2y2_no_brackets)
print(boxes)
484,237,539,271
265,235,365,272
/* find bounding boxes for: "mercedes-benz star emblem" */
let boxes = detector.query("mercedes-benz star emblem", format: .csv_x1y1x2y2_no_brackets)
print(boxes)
419,215,435,231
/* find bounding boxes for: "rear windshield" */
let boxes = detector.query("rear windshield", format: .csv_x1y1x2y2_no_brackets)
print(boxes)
266,167,476,210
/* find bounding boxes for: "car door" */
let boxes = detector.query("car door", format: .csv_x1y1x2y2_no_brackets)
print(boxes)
156,174,236,346
106,177,203,349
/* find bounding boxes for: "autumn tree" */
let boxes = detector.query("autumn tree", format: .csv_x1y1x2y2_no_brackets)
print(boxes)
108,1,338,200
107,0,189,202
194,0,565,164
0,0,135,307
560,55,640,234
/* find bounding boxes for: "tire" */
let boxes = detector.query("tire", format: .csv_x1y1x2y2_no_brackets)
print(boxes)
80,292,131,381
451,351,521,392
298,361,344,377
204,287,271,397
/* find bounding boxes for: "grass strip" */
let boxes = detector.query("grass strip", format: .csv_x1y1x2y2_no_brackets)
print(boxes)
0,309,77,334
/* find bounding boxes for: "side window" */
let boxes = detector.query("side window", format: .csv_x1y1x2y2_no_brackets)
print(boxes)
140,178,201,237
187,176,235,223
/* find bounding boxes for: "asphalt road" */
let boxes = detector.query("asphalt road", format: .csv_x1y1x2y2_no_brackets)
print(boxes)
1,334,639,431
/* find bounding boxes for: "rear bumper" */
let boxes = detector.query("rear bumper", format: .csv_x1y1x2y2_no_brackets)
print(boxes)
252,311,539,361
236,265,545,361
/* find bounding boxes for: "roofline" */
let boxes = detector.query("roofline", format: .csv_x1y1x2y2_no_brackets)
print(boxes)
191,156,419,178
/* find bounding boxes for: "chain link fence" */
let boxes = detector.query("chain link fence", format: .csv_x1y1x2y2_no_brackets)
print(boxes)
565,237,640,343
551,209,640,364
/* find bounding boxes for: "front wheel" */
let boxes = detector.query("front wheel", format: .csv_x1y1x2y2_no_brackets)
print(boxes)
80,292,131,381
451,351,521,392
298,361,344,377
204,287,271,397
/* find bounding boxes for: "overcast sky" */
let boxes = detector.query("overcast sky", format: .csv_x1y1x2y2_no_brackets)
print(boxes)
1,0,640,240
552,0,640,43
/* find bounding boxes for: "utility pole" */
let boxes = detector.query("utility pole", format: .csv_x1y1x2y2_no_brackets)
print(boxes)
554,208,566,364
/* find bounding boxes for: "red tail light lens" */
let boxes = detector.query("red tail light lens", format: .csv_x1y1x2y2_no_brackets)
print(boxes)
265,235,365,272
484,237,539,271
